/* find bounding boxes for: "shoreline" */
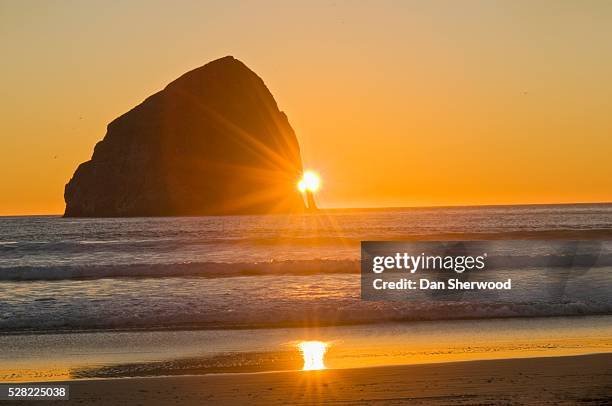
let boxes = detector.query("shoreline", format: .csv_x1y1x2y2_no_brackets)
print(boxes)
3,316,611,383
11,351,612,383
20,353,612,405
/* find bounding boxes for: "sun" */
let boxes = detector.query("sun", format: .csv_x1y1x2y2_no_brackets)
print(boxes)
298,341,327,370
298,171,321,193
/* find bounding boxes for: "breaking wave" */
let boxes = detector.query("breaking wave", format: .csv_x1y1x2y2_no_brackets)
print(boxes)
0,259,360,281
2,253,611,281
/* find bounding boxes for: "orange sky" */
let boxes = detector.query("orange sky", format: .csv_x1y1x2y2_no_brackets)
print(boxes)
1,1,611,215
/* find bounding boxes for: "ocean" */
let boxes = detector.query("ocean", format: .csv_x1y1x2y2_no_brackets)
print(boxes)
1,204,611,333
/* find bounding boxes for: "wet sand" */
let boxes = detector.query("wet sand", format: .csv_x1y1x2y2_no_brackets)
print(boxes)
13,353,612,405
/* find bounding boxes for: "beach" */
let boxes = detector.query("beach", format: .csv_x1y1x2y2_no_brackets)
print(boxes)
10,354,610,405
2,316,611,382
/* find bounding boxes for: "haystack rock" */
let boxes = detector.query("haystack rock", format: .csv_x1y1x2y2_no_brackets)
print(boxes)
64,56,306,216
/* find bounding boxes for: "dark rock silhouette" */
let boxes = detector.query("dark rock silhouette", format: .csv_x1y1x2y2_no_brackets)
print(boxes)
65,56,305,216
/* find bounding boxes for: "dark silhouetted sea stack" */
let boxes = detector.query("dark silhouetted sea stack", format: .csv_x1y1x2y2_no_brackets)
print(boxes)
64,56,305,216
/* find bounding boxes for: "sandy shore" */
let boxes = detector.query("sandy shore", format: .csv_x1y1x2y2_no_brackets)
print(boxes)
9,353,611,405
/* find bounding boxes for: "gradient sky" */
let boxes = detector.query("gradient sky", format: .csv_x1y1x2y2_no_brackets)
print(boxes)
1,0,611,215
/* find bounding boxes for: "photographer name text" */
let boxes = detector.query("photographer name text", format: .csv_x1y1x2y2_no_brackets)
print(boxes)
369,252,512,291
